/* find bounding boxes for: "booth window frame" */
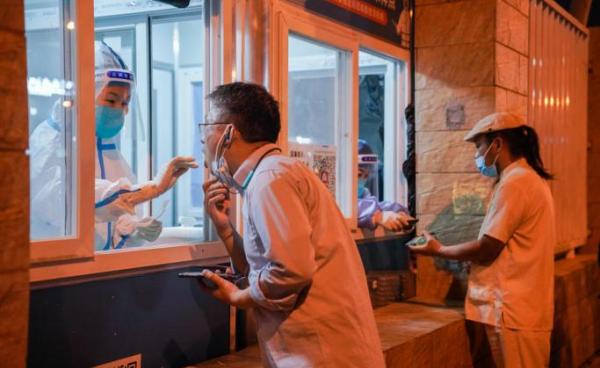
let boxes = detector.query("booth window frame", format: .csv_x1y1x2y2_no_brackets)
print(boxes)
272,1,411,238
29,0,231,284
29,0,411,285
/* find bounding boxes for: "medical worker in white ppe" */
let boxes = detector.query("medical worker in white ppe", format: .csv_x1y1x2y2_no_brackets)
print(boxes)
30,41,198,250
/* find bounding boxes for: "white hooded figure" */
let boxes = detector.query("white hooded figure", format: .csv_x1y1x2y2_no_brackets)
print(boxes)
30,99,69,239
30,41,198,250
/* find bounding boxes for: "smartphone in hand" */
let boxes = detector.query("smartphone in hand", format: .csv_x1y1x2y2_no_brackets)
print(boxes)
407,218,419,227
178,266,244,289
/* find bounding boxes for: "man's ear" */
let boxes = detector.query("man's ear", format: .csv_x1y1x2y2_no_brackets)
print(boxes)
223,124,234,147
495,136,504,153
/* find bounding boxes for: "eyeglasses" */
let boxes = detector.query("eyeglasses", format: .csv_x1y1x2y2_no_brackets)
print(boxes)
198,122,229,142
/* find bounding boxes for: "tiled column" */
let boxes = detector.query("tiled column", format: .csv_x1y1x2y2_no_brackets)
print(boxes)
414,0,529,300
0,1,30,366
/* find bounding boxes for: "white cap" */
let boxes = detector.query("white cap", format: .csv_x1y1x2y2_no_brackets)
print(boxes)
464,112,527,142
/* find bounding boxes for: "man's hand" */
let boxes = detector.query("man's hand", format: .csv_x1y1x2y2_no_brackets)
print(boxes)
407,231,442,256
203,179,249,274
203,178,232,236
199,270,254,309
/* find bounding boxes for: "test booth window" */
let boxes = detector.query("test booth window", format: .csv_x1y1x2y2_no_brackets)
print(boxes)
287,34,353,217
27,0,208,256
358,49,407,205
94,0,206,251
27,0,78,241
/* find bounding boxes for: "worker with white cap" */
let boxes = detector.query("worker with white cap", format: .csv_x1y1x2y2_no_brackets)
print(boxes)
409,112,556,367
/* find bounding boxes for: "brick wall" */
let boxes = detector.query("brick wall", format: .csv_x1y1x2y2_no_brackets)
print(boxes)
0,1,30,366
551,255,599,367
586,27,600,257
414,0,529,299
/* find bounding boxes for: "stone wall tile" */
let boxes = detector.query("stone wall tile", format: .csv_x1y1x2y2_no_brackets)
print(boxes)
500,0,529,15
496,0,528,55
416,0,495,48
519,54,528,94
0,30,28,150
495,87,528,115
416,42,495,90
416,131,480,173
416,214,436,233
416,86,496,131
416,173,493,216
518,0,529,15
495,42,527,94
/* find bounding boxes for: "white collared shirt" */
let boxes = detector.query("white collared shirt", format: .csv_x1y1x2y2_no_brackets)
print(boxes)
234,144,385,368
465,158,555,331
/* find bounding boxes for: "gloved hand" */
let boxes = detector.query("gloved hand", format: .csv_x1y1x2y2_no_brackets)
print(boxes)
121,156,199,207
113,215,163,247
376,211,415,232
95,178,137,223
155,156,199,194
134,216,163,242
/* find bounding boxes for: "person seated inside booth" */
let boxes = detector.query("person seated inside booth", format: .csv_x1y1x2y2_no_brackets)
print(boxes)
29,41,198,250
357,139,414,232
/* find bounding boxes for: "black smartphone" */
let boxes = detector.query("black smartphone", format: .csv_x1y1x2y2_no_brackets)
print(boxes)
178,268,244,289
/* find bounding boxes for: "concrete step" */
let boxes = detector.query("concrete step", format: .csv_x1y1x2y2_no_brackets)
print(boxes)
191,301,471,368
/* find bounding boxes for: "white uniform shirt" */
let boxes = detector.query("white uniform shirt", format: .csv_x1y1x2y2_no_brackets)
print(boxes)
465,158,555,331
234,144,385,368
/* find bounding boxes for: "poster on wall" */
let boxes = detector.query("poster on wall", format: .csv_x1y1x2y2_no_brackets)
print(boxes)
289,142,337,198
288,0,410,48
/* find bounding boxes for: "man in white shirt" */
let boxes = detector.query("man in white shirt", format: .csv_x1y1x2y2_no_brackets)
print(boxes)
198,82,385,368
410,112,556,367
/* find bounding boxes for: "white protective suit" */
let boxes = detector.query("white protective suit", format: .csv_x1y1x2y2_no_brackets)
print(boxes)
31,41,196,250
30,110,67,239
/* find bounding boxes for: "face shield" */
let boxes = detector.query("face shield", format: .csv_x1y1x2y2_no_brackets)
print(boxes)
358,153,379,199
94,69,136,139
94,41,145,141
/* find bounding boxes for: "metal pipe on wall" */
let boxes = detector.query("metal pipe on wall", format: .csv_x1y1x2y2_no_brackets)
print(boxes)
230,0,272,352
233,0,270,86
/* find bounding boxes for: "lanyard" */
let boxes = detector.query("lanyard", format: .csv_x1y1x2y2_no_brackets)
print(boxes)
241,147,282,190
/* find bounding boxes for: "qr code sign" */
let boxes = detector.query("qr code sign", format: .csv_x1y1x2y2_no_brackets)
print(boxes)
288,142,337,198
313,151,336,197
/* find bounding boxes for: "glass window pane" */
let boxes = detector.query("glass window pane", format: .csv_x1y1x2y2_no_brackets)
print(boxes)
27,0,77,240
151,17,205,232
94,2,205,251
358,50,407,206
288,34,350,214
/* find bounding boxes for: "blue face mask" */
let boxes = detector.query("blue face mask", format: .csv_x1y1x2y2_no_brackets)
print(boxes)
475,142,499,177
357,178,367,198
96,105,125,139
